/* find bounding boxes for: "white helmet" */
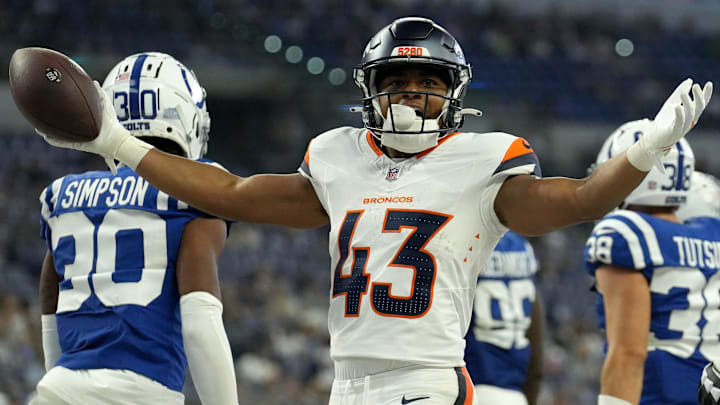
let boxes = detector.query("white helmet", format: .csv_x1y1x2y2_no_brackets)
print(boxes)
596,119,694,207
101,52,210,159
676,171,720,220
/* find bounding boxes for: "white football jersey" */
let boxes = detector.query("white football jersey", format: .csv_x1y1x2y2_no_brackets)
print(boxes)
298,127,540,367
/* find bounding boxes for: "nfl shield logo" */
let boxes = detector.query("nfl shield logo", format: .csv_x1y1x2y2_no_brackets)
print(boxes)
386,167,400,181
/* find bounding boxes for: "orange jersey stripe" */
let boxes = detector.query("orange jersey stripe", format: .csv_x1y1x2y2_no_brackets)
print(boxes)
366,132,383,156
303,138,314,165
501,137,535,163
461,367,474,405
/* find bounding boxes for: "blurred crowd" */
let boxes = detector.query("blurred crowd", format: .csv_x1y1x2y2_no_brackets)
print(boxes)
1,0,720,404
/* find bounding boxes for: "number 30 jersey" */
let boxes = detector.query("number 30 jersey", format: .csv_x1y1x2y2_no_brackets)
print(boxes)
39,163,223,392
584,210,720,404
299,127,541,367
464,231,538,391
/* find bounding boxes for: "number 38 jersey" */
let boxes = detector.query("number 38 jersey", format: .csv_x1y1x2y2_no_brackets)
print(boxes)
464,231,538,391
298,126,541,367
39,162,224,392
584,210,720,404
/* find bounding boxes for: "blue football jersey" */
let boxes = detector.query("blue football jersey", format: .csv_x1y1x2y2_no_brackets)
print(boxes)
464,231,538,391
585,210,720,405
39,162,224,392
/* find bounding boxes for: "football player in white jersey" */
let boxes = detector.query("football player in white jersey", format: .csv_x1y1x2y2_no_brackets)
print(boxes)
584,123,720,405
34,17,712,405
31,53,238,405
683,172,720,405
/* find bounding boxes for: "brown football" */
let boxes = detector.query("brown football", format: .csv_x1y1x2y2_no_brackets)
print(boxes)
9,47,101,142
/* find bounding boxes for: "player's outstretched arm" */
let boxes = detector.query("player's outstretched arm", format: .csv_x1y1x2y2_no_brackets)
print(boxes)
595,265,650,405
39,251,61,372
176,217,239,405
137,149,328,227
496,79,712,236
38,82,328,228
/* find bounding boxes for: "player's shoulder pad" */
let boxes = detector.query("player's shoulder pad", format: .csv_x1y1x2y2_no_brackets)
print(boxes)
39,176,67,221
301,126,363,179
461,131,541,178
585,209,664,270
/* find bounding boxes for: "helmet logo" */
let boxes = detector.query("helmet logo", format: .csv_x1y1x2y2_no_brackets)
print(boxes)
391,46,429,57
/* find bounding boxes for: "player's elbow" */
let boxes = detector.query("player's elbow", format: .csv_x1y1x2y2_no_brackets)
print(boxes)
605,343,648,368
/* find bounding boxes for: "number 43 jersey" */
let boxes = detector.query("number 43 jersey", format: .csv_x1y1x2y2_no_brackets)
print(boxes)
299,127,541,367
39,163,223,392
585,210,720,404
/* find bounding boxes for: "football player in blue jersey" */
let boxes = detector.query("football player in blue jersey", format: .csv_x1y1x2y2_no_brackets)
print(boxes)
30,53,238,405
465,231,544,405
33,17,713,405
584,121,720,405
679,172,720,405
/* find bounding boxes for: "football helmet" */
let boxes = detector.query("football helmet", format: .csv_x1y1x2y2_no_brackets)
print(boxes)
352,17,481,153
595,119,694,207
676,171,720,220
101,52,210,159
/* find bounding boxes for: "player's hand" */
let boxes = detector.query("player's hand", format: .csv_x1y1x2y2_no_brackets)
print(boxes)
700,362,720,405
627,79,712,172
36,81,133,174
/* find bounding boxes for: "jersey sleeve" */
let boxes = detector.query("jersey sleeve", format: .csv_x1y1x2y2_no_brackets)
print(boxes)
39,177,64,249
297,135,330,214
492,137,542,179
478,135,542,236
584,215,654,275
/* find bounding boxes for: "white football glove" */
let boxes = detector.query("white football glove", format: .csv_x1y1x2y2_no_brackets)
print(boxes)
700,362,720,405
627,78,713,172
37,81,153,174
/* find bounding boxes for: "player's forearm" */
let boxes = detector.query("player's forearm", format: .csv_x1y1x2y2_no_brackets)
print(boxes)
600,348,646,404
573,152,647,220
135,149,246,220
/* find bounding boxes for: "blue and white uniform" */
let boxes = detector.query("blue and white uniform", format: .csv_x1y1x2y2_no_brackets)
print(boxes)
585,210,720,405
465,231,537,404
39,163,222,392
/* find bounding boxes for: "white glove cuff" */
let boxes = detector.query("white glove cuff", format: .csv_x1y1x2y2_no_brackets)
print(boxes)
41,314,61,371
115,136,154,171
598,394,632,405
626,141,656,172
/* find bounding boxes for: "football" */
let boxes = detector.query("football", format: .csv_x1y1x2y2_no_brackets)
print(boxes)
9,47,102,142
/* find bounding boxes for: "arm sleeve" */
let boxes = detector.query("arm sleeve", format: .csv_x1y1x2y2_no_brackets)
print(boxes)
181,291,239,405
41,314,61,371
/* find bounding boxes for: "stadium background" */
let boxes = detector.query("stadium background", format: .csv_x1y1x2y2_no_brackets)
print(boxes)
0,0,719,403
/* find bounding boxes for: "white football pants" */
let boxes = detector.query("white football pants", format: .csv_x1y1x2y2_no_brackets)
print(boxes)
474,384,528,405
28,366,184,405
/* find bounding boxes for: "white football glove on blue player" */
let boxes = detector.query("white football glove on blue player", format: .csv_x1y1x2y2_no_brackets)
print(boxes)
700,362,720,405
626,79,712,172
37,81,154,174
